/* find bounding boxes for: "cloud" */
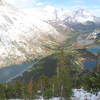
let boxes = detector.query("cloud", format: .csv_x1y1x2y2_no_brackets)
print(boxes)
36,2,44,6
92,5,100,9
71,5,100,16
4,0,100,17
73,0,83,3
92,9,100,17
71,5,88,9
5,0,36,8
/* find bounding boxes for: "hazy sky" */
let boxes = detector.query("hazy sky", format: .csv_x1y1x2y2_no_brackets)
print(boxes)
5,0,100,16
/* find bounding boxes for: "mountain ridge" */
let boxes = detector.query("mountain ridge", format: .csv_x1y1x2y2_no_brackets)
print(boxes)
0,2,99,67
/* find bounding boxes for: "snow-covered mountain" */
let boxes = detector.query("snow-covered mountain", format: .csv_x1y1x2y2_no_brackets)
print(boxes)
23,6,96,23
0,1,66,67
0,1,99,67
23,6,100,33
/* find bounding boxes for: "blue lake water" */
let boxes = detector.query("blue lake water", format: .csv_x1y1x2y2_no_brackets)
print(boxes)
87,46,100,55
0,62,34,83
84,60,97,69
0,46,100,82
84,46,100,69
78,40,94,45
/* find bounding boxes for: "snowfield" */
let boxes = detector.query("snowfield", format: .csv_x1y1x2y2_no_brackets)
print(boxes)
9,89,100,100
0,1,62,67
72,89,100,100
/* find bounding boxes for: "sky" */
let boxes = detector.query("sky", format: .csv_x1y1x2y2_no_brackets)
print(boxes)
5,0,100,16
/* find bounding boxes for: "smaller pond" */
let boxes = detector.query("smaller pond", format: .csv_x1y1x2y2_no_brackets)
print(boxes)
84,60,96,69
78,40,94,45
77,36,94,45
87,46,100,55
84,46,100,69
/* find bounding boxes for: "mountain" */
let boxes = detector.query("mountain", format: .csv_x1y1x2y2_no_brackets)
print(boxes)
23,6,95,23
24,6,100,33
0,1,99,67
0,1,66,67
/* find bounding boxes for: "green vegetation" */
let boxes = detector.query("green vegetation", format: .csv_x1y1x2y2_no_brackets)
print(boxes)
0,47,99,99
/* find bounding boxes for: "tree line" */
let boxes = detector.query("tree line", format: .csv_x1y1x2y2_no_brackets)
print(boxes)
0,48,99,100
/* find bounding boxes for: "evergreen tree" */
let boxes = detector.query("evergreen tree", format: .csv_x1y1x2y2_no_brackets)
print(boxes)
37,75,52,99
0,84,6,100
55,49,73,100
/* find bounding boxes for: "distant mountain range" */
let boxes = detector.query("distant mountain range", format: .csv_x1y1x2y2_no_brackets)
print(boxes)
0,1,100,67
24,6,98,22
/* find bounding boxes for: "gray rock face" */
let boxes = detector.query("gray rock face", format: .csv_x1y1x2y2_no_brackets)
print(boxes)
0,2,67,68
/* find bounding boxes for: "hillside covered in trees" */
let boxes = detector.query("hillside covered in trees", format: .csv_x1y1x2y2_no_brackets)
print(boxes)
0,47,99,99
